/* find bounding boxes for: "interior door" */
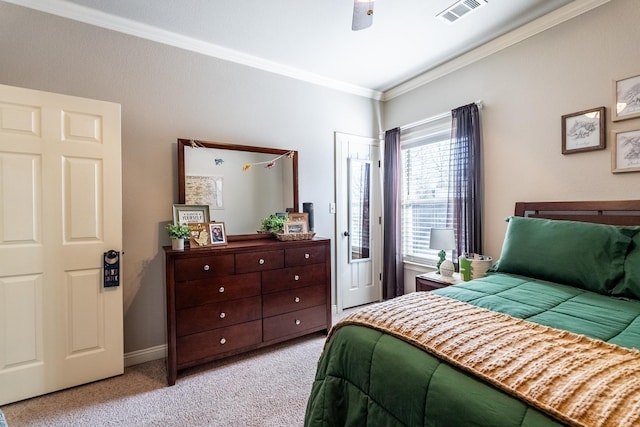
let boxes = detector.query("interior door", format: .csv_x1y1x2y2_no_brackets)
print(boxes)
0,84,123,405
335,132,382,309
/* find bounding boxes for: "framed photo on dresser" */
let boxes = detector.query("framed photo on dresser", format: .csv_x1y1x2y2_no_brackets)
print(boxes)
172,204,210,225
188,223,209,247
287,212,309,230
208,222,227,245
187,221,227,247
284,221,308,234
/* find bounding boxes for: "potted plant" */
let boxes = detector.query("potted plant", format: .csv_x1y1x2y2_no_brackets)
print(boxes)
166,223,190,250
259,214,286,234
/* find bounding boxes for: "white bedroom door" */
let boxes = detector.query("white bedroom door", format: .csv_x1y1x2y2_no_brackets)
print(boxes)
335,132,382,310
0,84,123,405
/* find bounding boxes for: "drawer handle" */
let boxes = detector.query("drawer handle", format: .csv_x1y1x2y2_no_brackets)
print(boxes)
203,264,210,271
304,253,310,259
294,297,300,303
219,312,226,319
219,286,225,293
295,319,301,325
220,338,226,345
294,275,300,281
259,259,265,265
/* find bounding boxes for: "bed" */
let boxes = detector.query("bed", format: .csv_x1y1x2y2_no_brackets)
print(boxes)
305,200,640,427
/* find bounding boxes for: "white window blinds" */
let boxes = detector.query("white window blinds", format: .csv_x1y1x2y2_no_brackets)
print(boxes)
400,116,452,265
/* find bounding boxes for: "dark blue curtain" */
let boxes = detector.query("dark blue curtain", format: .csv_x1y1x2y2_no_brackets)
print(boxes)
448,103,483,258
383,127,404,299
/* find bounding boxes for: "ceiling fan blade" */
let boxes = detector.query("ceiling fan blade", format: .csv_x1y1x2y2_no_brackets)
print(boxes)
352,0,374,31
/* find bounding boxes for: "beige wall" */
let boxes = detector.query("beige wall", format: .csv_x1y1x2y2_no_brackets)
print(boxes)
2,0,639,360
384,0,640,265
0,3,380,358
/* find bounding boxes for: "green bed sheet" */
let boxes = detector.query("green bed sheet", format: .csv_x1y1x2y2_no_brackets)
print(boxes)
304,273,640,427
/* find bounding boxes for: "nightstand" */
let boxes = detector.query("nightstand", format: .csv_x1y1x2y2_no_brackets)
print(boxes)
416,271,463,292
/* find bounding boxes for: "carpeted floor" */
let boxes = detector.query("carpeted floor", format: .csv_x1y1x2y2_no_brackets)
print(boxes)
0,331,330,426
0,306,365,427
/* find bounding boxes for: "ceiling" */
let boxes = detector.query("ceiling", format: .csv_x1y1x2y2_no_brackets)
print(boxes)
7,0,606,99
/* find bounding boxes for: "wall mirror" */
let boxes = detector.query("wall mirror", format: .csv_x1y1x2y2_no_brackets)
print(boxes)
178,139,299,236
348,158,371,262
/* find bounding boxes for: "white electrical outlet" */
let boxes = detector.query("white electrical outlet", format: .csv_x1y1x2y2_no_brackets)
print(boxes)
329,202,336,214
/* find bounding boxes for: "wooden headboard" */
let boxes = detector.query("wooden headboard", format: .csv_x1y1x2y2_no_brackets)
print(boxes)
514,200,640,226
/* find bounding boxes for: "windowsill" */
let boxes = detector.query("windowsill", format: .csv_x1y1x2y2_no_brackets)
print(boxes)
403,259,436,268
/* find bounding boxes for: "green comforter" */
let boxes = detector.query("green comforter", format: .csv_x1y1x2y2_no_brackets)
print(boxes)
304,273,640,426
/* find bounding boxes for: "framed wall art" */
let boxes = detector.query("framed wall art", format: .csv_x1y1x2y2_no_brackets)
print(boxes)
561,107,605,154
611,129,640,173
172,204,210,225
613,74,640,122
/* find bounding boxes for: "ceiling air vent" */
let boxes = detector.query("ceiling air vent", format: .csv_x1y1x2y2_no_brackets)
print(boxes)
437,0,488,24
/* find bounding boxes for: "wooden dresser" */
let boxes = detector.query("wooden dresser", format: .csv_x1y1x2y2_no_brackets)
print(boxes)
163,237,331,385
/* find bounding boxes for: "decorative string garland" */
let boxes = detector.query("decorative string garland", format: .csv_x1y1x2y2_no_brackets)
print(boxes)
188,139,294,171
242,151,295,171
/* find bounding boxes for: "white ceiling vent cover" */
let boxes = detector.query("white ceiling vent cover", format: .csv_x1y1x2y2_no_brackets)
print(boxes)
437,0,488,24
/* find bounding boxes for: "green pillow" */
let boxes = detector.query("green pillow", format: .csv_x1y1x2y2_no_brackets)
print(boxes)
611,230,640,299
494,216,631,294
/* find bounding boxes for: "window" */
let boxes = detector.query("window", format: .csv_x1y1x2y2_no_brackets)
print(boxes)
400,117,452,265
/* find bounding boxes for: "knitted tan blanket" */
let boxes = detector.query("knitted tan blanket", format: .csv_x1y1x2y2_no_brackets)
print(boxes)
331,292,640,427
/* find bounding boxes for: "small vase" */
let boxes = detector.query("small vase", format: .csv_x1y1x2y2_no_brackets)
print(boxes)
171,238,184,251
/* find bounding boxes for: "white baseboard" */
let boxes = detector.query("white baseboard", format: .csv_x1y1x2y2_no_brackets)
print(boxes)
124,344,167,367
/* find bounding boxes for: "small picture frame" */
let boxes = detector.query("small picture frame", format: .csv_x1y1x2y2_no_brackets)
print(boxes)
284,221,308,234
287,212,309,229
613,74,640,122
188,223,210,247
612,129,640,173
188,222,227,246
208,222,227,246
173,204,210,225
561,107,605,154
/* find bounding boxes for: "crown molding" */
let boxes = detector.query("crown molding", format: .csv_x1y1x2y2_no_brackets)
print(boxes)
3,0,610,102
382,0,611,101
3,0,383,100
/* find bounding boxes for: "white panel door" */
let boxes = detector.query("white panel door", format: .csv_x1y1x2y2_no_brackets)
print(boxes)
0,84,123,405
335,132,382,309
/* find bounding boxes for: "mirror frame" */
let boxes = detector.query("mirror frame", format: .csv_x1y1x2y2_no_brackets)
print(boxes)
177,138,299,238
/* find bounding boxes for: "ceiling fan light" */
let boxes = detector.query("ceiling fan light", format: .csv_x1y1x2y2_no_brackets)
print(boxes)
352,0,374,31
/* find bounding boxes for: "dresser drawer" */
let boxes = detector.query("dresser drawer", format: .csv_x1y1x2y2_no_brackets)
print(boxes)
263,305,327,342
177,295,262,337
235,250,284,273
174,254,234,281
177,320,262,366
175,273,260,309
262,263,326,293
262,285,326,318
285,245,326,267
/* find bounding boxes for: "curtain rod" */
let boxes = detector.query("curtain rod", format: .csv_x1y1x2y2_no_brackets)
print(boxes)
400,100,483,132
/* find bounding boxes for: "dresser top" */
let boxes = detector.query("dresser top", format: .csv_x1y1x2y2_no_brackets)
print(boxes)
164,236,330,256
